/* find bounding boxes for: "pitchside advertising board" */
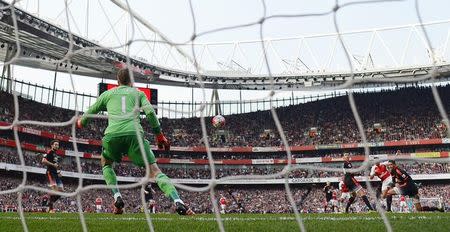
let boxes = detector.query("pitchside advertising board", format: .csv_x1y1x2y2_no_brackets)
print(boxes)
98,83,158,113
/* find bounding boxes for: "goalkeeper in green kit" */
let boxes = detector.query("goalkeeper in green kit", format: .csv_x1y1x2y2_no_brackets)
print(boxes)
77,68,193,215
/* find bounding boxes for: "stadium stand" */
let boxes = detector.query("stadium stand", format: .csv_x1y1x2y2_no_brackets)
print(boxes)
1,86,449,214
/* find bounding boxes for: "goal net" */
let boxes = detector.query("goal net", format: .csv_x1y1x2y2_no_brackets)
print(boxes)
0,1,449,232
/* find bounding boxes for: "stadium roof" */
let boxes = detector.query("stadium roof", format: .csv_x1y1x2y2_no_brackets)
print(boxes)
0,1,450,90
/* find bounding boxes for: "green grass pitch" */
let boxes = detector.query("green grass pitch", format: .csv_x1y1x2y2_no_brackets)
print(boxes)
0,212,449,232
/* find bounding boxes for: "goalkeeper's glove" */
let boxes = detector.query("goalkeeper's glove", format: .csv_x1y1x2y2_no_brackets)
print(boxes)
156,133,170,151
76,118,83,129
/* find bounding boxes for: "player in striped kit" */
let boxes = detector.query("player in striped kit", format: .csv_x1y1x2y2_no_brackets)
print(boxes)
342,154,374,212
385,160,443,212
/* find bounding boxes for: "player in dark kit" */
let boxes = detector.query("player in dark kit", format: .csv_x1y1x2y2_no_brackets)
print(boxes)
41,195,49,207
323,182,333,212
385,160,443,212
143,183,157,213
342,153,374,212
41,140,63,213
144,183,156,202
41,195,49,212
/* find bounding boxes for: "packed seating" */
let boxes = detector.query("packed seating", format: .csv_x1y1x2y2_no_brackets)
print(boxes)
0,173,448,214
0,146,447,179
1,86,449,148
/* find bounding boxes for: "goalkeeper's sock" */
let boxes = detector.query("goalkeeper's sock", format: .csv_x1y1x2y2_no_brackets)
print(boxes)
49,195,55,204
362,195,373,210
346,197,355,213
102,165,121,201
155,173,181,202
49,195,60,203
386,196,392,212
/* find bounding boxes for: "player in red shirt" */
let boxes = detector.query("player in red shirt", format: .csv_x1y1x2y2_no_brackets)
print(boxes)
369,160,394,211
339,179,357,213
95,197,103,213
330,189,339,213
399,195,407,212
148,200,157,214
219,195,227,214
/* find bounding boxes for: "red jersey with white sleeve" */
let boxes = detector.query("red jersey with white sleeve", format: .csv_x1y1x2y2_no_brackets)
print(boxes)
370,162,391,181
95,197,102,206
400,195,405,202
149,199,156,207
219,197,226,205
339,181,349,193
332,190,337,200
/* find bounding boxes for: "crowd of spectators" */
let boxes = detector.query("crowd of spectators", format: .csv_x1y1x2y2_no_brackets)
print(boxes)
0,174,448,214
1,86,449,149
1,85,449,214
1,120,449,162
0,146,447,180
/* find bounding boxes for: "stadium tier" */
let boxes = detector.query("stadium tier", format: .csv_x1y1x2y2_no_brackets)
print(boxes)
1,1,450,231
1,86,449,214
0,146,448,180
0,172,448,214
1,86,449,148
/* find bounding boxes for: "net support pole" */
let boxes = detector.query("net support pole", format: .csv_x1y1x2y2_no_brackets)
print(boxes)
0,70,3,90
4,65,11,93
191,87,194,117
291,91,294,105
51,66,58,106
85,0,89,38
2,43,14,94
239,89,242,114
208,88,222,116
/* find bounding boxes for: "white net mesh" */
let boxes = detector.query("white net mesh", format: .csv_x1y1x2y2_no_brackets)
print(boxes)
0,0,449,232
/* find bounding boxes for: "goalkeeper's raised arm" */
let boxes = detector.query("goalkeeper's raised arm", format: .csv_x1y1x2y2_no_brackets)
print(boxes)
75,68,191,215
139,86,170,151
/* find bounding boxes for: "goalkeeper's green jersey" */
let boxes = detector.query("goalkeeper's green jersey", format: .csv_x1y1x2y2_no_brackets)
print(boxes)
80,85,160,136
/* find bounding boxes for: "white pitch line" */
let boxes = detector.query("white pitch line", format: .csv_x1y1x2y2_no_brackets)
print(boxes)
0,215,448,222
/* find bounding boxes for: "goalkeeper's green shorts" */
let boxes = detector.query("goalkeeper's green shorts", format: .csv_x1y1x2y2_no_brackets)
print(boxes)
101,133,156,167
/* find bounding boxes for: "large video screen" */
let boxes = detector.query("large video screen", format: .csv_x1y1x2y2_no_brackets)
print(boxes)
98,83,158,106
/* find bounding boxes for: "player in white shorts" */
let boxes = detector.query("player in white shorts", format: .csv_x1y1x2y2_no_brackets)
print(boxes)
95,197,102,213
329,190,339,212
339,181,351,201
339,180,356,212
370,160,394,211
399,195,407,212
219,195,227,214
